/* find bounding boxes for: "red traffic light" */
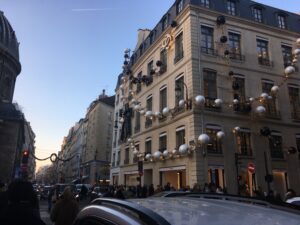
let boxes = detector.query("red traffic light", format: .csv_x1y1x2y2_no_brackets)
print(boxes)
23,150,29,156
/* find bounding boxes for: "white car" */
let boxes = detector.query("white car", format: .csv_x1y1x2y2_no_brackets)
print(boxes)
286,197,300,206
73,194,300,225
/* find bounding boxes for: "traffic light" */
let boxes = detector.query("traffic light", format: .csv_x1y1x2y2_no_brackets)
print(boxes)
22,150,29,164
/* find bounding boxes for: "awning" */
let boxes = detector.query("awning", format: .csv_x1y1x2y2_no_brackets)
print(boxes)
159,166,186,172
124,171,138,175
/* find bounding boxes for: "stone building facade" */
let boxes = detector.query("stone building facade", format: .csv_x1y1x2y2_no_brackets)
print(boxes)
111,0,300,197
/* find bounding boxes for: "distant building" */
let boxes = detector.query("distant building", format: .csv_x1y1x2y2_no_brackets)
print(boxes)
112,0,300,198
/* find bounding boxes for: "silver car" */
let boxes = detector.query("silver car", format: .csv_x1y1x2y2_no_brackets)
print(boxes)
73,194,300,225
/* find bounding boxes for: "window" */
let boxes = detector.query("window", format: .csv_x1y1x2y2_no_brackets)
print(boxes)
200,0,210,8
145,95,153,128
288,85,300,120
117,151,120,166
160,86,167,112
145,138,152,154
112,153,116,166
159,49,167,74
176,0,184,14
252,7,263,23
206,125,222,154
296,134,300,160
159,133,167,152
232,76,249,113
281,45,293,68
236,128,252,156
176,126,185,149
262,80,279,118
278,15,286,29
149,32,154,45
147,60,154,76
203,69,217,108
175,76,184,106
257,39,270,66
134,111,141,133
228,32,242,60
227,0,236,16
174,32,184,63
269,132,284,159
124,148,129,164
162,16,168,31
201,26,214,54
136,71,142,93
133,144,139,163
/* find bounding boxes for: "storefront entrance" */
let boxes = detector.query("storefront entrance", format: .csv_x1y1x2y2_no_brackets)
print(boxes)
159,166,186,190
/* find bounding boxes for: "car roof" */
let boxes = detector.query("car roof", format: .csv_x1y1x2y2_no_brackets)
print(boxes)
80,194,300,225
130,196,300,225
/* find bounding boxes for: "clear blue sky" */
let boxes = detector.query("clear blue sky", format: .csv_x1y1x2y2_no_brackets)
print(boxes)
0,0,299,169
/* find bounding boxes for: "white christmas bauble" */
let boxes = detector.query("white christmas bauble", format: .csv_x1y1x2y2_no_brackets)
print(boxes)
198,133,210,145
127,138,133,143
154,111,162,118
145,153,152,160
294,48,300,56
194,95,205,106
119,117,124,123
249,97,255,103
296,38,300,46
214,98,223,107
285,66,295,75
153,151,162,160
124,48,130,54
133,149,139,155
271,86,279,95
260,93,268,100
233,126,240,133
163,150,169,157
179,99,185,107
145,111,153,118
120,84,124,89
134,104,141,111
256,106,266,114
233,99,239,104
171,149,178,155
216,131,225,140
179,144,189,155
140,110,145,115
162,107,170,116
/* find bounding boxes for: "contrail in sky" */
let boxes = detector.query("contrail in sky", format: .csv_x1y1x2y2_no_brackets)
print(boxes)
71,8,117,12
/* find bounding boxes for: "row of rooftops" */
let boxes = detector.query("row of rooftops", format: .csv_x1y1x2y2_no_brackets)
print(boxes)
122,0,300,71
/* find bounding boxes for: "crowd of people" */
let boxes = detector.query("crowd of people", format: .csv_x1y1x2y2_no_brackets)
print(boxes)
0,179,297,225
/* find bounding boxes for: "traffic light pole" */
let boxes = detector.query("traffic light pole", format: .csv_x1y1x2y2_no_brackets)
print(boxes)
264,151,271,193
235,153,240,195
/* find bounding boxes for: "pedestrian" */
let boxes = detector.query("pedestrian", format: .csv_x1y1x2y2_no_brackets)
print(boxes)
47,188,55,212
148,184,154,196
50,187,79,225
115,186,125,199
2,179,46,225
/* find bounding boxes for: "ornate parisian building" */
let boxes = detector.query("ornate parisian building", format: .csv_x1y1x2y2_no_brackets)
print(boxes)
0,10,24,182
111,0,300,198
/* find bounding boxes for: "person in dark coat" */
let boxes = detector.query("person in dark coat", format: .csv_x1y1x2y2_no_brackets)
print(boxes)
50,187,79,225
115,186,125,199
2,179,46,225
148,184,154,196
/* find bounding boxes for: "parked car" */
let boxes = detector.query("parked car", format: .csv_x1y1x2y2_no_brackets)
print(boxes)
90,186,112,201
150,191,191,198
73,193,300,225
286,197,300,206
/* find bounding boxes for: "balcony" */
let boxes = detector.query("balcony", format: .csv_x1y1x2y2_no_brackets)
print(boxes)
265,110,281,119
229,52,245,61
201,47,218,56
291,110,300,121
204,97,221,111
134,124,141,133
233,102,252,114
145,118,152,128
258,57,272,66
174,50,184,64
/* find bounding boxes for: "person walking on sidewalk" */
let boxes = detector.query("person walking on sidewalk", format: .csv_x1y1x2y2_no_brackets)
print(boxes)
50,186,79,225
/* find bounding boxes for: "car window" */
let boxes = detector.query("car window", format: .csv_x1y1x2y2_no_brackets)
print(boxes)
77,218,117,225
290,201,300,206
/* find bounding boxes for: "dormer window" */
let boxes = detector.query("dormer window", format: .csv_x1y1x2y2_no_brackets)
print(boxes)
227,0,236,16
200,0,210,8
278,14,287,29
176,0,184,15
162,16,168,31
252,7,263,23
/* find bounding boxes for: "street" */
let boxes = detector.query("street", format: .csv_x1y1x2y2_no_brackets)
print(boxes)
39,199,90,225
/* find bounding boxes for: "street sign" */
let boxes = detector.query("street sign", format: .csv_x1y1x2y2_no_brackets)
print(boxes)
248,162,255,174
